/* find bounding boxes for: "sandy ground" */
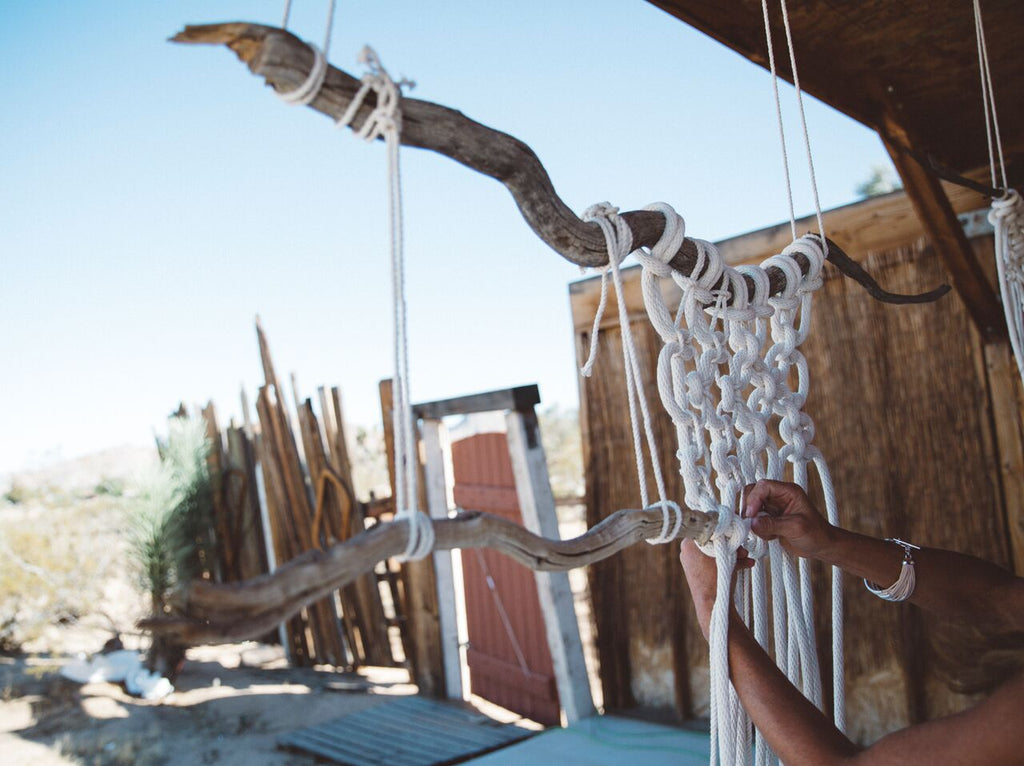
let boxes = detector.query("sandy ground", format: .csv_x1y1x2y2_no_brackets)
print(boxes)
1,642,419,766
2,447,424,765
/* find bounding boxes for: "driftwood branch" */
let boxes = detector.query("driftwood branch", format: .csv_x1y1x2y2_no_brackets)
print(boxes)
171,22,948,306
140,506,716,644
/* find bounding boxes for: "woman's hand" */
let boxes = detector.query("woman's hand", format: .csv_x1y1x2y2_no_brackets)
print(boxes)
743,480,839,561
679,539,751,640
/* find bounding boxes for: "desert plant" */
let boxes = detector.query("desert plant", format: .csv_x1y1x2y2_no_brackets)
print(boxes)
128,416,216,677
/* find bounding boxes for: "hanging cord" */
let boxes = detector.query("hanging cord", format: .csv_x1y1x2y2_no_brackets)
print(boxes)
973,0,1008,195
760,0,829,255
276,2,337,106
579,204,683,545
281,0,337,58
579,204,682,545
759,0,796,239
974,0,1024,386
331,47,432,561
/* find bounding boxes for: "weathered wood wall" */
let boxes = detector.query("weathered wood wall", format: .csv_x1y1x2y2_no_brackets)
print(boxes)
570,186,1024,742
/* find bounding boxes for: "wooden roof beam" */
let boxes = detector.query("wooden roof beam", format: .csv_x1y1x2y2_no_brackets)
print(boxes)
881,113,1006,343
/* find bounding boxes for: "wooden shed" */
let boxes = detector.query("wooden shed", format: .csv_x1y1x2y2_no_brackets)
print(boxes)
571,181,1023,740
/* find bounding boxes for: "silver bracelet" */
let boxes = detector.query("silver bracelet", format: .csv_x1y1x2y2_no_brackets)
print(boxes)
863,538,920,602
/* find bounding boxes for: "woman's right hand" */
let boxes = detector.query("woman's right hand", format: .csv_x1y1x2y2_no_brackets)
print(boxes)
743,480,839,561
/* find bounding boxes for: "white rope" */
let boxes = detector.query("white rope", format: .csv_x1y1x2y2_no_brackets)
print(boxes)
974,0,1024,388
760,0,829,255
330,46,432,561
275,43,328,106
973,0,1008,193
281,0,338,58
580,199,843,764
579,204,683,545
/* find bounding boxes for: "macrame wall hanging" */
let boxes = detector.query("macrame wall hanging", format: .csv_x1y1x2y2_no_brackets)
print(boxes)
575,2,843,760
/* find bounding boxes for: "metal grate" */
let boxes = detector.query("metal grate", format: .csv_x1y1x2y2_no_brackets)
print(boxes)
278,695,536,766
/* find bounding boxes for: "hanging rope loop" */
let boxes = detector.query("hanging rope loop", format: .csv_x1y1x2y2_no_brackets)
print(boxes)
275,43,328,105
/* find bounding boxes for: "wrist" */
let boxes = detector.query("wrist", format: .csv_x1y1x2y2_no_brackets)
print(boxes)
814,524,848,564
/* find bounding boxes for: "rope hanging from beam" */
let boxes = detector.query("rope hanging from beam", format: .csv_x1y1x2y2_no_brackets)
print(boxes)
974,0,1024,386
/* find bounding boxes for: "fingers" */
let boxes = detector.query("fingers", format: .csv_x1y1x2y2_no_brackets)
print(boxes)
750,514,778,540
742,479,807,518
680,539,757,569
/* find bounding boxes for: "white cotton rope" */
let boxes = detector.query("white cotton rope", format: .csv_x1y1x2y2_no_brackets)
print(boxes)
974,0,1024,388
580,199,844,765
308,42,432,562
579,204,683,545
281,0,338,58
275,7,432,561
760,0,829,257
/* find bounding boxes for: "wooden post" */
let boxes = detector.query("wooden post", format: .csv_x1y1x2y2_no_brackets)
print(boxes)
505,408,595,724
379,379,445,696
881,118,1006,342
983,340,1024,573
421,418,463,700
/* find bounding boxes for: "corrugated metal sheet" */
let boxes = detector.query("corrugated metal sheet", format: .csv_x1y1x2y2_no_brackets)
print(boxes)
465,715,710,765
278,695,535,765
452,432,561,726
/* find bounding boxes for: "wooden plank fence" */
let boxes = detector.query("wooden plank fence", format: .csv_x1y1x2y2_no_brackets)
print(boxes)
178,319,405,672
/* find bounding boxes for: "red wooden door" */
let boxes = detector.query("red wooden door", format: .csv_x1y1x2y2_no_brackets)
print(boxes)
451,432,561,726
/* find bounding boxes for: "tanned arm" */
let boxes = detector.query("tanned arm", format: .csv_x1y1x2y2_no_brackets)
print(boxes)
743,480,1024,631
681,539,1024,766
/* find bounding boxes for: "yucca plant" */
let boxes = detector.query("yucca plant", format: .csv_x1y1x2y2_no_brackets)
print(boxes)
128,415,215,678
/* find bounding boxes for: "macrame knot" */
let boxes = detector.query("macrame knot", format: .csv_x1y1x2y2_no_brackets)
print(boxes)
635,202,687,279
736,264,774,319
582,201,621,224
989,188,1021,222
634,249,674,278
698,508,766,558
783,236,826,293
334,46,412,142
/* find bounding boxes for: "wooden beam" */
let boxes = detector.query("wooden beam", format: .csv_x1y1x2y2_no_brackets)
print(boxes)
380,379,445,696
421,418,463,700
983,341,1024,574
413,385,541,420
506,408,596,724
882,119,1006,342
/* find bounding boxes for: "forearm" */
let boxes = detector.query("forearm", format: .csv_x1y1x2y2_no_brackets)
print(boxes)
724,612,858,766
820,529,1023,629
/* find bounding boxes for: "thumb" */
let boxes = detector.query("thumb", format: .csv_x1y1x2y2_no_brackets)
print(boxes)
750,515,778,540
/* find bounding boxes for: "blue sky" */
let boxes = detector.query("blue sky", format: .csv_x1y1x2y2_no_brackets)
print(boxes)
0,1,893,473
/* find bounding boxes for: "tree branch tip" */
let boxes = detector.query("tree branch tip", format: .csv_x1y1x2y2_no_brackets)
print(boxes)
170,22,270,47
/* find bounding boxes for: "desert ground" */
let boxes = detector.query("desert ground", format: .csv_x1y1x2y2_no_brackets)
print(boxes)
0,444,584,765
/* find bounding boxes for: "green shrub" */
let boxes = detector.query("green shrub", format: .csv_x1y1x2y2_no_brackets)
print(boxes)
127,417,215,613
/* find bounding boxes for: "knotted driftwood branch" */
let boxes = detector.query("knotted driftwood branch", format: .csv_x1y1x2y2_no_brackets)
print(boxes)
141,506,716,643
171,22,949,305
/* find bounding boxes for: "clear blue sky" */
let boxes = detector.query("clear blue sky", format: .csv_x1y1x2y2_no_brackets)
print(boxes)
0,1,893,474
